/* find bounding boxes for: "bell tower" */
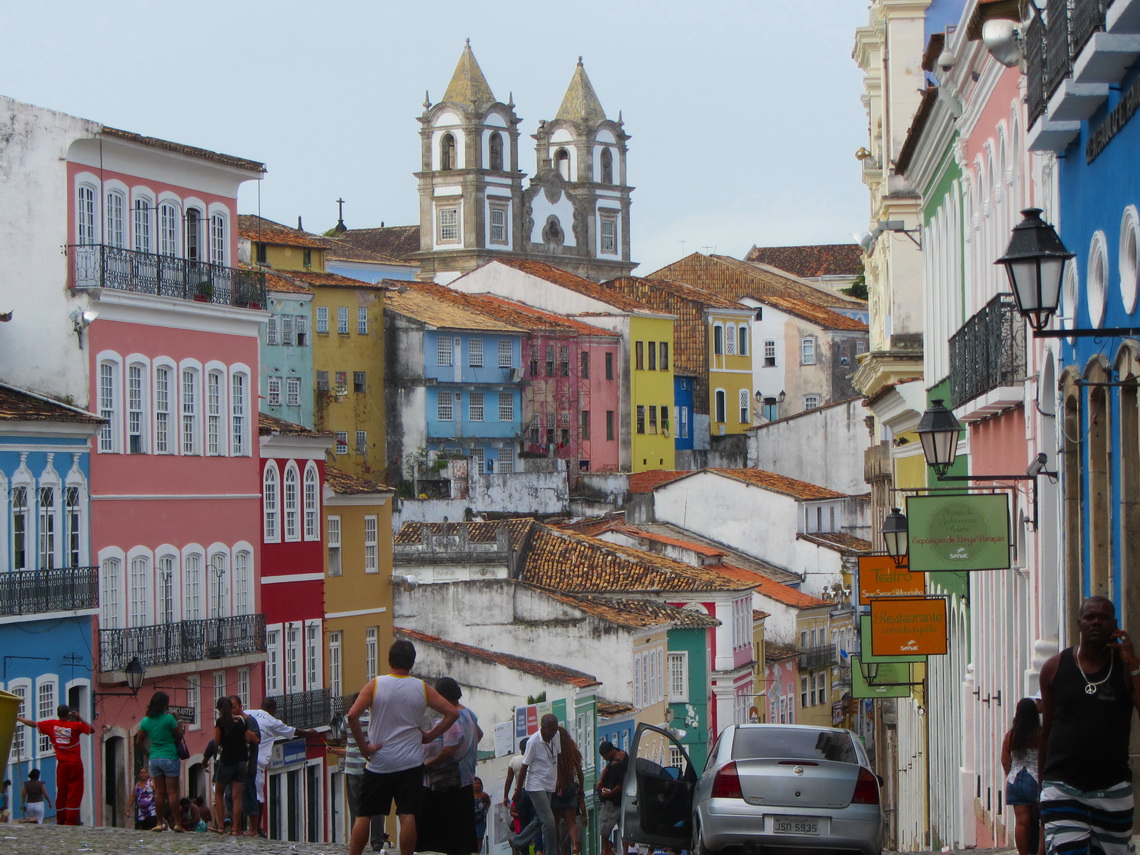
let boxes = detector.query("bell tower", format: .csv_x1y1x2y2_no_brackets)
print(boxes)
415,41,524,283
527,57,635,280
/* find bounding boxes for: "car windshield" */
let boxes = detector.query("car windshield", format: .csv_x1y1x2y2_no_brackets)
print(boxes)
730,728,858,763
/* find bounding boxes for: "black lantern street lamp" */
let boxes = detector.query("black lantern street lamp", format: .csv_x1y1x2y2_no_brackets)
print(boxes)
94,656,146,704
881,507,909,567
916,400,963,477
996,208,1074,332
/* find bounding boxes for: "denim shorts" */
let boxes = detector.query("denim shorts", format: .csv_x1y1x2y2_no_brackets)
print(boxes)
1006,768,1039,806
150,756,181,778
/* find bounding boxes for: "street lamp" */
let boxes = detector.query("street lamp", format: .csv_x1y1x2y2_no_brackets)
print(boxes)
996,208,1074,332
881,508,909,567
860,660,880,685
94,656,146,701
915,400,962,477
328,712,346,745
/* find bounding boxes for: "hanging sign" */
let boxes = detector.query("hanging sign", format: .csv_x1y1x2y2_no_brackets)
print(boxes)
857,555,925,605
859,615,926,663
870,597,948,656
851,657,915,699
906,493,1010,572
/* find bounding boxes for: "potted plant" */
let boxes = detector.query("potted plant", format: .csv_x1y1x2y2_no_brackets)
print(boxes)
193,280,213,302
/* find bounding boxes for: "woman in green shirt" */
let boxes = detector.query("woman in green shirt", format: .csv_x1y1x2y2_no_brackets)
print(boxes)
136,691,184,832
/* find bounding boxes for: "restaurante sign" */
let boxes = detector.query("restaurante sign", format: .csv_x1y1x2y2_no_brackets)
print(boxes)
870,597,948,657
906,493,1010,572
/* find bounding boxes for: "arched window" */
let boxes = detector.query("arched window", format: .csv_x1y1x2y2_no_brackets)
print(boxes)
231,371,248,456
65,483,83,568
159,202,179,256
713,324,724,355
11,481,30,572
185,207,202,260
77,185,97,245
209,213,226,265
183,551,203,621
206,369,225,456
127,361,148,454
37,483,58,570
157,552,176,624
98,357,122,453
441,133,456,170
489,132,503,171
106,190,127,248
715,389,727,423
738,325,749,356
234,550,252,615
209,552,228,619
554,148,570,180
134,196,153,252
129,553,152,627
181,366,200,455
263,464,280,542
284,463,300,541
101,556,123,629
304,463,320,541
600,148,613,184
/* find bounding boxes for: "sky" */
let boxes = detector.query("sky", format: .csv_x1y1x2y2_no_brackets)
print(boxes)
0,1,871,275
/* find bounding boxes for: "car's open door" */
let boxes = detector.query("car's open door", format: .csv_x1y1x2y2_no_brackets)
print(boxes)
620,723,696,850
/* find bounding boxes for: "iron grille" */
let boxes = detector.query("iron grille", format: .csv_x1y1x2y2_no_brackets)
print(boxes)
1071,0,1107,60
1046,0,1073,100
99,613,267,672
948,294,1027,409
1026,14,1048,126
265,688,332,730
799,645,835,670
0,566,98,616
331,693,359,717
70,244,266,308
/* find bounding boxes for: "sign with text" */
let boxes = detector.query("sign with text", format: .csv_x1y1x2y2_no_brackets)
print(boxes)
906,493,1010,572
513,698,568,743
169,706,195,723
870,597,948,657
859,615,926,663
857,555,924,605
851,657,915,699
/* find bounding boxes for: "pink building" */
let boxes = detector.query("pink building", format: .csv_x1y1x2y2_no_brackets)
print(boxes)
66,128,267,822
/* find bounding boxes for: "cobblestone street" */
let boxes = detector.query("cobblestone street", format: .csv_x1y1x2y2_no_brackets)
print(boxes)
0,824,353,855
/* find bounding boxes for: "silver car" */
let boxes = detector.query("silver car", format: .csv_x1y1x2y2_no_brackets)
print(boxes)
622,723,883,855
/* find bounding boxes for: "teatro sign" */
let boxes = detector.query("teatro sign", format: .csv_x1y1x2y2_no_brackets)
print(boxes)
857,554,924,605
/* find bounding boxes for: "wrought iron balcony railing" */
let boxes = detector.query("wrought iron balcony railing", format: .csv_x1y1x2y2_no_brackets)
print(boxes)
948,293,1027,410
1029,0,1109,118
265,688,332,730
331,693,359,717
1046,0,1074,101
99,613,267,672
1072,0,1108,62
0,566,99,616
69,244,266,309
799,645,836,671
1026,13,1048,127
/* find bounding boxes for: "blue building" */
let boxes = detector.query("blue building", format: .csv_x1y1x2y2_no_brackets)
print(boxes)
261,275,316,429
0,383,101,823
385,285,527,484
1024,0,1140,618
673,375,695,452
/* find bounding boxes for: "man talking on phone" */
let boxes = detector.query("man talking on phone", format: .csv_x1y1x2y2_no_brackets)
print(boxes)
1039,596,1140,855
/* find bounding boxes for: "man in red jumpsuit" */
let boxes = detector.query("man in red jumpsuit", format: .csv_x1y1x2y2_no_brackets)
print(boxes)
17,705,92,825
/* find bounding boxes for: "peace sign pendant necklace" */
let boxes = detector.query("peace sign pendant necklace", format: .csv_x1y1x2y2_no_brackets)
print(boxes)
1076,644,1113,695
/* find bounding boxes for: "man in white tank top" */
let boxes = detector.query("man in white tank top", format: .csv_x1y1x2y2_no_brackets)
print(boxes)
347,639,458,855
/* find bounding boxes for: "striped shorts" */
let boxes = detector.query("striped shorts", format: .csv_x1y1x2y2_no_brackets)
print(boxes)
1041,779,1136,855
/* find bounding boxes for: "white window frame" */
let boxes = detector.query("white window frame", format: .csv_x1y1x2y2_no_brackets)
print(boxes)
329,631,342,697
801,337,816,365
231,370,249,455
498,446,515,474
180,364,201,455
100,553,124,629
233,548,252,615
266,627,282,695
127,361,148,455
267,376,282,407
287,377,302,407
364,515,378,573
469,391,485,421
600,213,618,254
804,395,821,410
303,463,320,541
498,392,514,421
469,338,484,367
764,339,777,366
438,391,454,421
365,627,378,679
437,204,460,244
263,463,280,542
327,515,342,576
358,307,368,335
305,620,322,689
498,339,513,368
316,306,329,334
337,306,349,335
154,362,174,454
489,203,508,245
355,430,367,455
128,551,152,627
106,189,127,248
36,679,57,755
437,336,454,367
283,463,300,541
98,355,123,453
182,549,203,621
667,651,689,702
206,369,225,456
335,432,348,455
266,315,280,346
77,184,97,246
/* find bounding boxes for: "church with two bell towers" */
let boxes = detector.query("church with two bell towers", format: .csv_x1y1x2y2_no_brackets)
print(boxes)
415,41,636,284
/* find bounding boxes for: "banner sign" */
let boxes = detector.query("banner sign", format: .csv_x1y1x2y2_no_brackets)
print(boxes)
851,657,915,699
169,705,195,723
513,697,568,743
870,597,948,656
859,615,926,663
906,493,1011,572
857,555,924,605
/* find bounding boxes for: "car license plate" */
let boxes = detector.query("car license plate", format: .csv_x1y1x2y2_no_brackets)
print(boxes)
772,816,820,835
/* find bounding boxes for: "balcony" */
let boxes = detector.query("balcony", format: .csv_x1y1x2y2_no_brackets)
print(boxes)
70,244,266,309
0,566,98,616
265,688,332,730
799,645,835,671
99,613,267,672
331,693,359,717
948,294,1026,415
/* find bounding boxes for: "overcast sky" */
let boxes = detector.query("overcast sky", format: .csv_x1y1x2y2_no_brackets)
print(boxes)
1,1,871,274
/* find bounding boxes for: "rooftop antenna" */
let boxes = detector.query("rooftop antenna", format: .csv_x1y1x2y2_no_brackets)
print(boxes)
679,240,686,254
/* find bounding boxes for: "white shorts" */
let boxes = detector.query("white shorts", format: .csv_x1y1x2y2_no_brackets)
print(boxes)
256,765,266,803
26,802,44,823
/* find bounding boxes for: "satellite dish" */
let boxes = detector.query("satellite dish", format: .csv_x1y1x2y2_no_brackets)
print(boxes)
982,19,1023,68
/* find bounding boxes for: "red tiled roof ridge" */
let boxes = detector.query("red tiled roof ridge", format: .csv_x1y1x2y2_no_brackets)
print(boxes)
395,626,600,687
0,383,104,425
603,275,752,311
748,573,831,609
237,214,327,248
397,281,612,335
488,259,660,314
258,412,335,439
324,466,393,494
744,243,864,279
540,590,720,629
704,468,849,501
797,532,873,554
101,126,265,174
750,293,868,332
606,522,726,557
628,469,691,493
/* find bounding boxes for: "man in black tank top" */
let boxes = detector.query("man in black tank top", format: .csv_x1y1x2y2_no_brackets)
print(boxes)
1039,596,1140,855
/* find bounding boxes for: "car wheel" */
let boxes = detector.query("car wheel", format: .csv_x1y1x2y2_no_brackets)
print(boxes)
694,829,718,855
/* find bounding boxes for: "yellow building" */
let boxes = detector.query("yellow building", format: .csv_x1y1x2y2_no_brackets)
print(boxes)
628,315,676,473
707,308,755,438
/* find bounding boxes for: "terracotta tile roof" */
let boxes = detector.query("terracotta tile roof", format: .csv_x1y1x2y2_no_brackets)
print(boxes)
100,126,265,173
238,215,326,249
797,532,873,555
753,294,868,332
325,466,393,494
395,519,536,552
258,413,334,439
385,287,526,332
648,253,862,310
395,627,600,688
263,270,313,295
332,225,421,261
753,609,770,621
597,699,636,717
749,574,830,609
286,270,388,290
521,527,755,594
489,259,657,313
629,469,691,493
744,245,864,279
702,468,849,501
603,276,748,311
604,523,726,558
0,384,103,425
319,237,418,267
766,644,800,663
542,590,721,629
